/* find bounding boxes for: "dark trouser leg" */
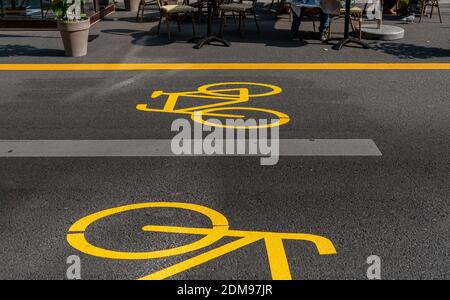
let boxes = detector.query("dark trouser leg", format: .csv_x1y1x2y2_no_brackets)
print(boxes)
319,12,330,33
290,7,304,36
410,0,419,13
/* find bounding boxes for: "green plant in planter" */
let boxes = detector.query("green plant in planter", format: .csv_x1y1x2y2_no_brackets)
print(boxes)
50,0,87,22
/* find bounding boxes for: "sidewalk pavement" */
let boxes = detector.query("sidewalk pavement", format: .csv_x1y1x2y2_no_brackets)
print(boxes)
0,3,449,64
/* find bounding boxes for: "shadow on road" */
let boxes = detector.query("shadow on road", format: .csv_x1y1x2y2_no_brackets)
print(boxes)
372,42,450,59
101,20,313,48
0,45,66,57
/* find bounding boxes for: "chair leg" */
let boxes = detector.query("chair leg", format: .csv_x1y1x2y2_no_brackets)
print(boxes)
358,17,362,40
241,12,246,35
177,14,181,32
270,0,274,10
157,14,163,34
420,0,426,23
328,21,332,38
238,12,242,32
349,15,356,34
136,3,141,21
191,12,196,36
436,0,443,23
39,0,44,18
219,10,225,36
198,4,203,23
167,16,171,40
253,10,260,33
430,1,434,18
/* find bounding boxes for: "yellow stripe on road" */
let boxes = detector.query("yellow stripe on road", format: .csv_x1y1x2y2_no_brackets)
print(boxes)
1,63,450,71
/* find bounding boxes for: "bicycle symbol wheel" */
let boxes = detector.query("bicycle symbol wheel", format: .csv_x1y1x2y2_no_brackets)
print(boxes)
67,202,337,280
67,202,229,260
191,106,290,129
197,82,282,98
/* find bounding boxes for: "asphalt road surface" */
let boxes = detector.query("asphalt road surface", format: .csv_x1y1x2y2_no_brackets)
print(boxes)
0,68,448,280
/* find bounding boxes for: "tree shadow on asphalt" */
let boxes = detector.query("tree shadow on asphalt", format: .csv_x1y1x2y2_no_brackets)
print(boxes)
99,5,320,48
0,45,66,57
0,33,61,39
102,28,176,46
101,20,314,48
372,42,450,59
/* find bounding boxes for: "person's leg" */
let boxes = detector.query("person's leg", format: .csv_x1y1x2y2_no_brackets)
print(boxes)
290,7,304,37
409,0,419,13
319,12,330,41
383,0,397,14
319,12,330,32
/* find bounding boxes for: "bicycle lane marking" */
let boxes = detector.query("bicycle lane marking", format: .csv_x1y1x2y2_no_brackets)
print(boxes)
0,80,382,156
67,202,337,280
136,82,290,129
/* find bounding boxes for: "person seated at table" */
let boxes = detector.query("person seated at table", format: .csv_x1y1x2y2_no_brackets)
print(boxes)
291,7,331,42
409,0,420,13
402,0,429,22
383,0,399,15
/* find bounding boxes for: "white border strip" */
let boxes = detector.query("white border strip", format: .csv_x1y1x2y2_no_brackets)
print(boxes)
0,139,381,157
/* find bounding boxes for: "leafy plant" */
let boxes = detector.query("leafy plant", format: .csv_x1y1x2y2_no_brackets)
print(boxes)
50,0,87,22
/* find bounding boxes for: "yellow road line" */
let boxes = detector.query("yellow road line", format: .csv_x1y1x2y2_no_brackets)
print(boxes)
1,63,450,71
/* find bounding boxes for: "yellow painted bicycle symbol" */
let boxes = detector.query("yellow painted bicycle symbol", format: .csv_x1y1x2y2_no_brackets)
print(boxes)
67,202,336,280
136,82,290,129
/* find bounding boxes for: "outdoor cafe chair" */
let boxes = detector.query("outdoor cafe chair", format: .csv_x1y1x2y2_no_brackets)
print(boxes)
155,0,197,40
219,0,260,35
189,0,209,23
419,0,442,23
329,1,365,40
137,0,159,22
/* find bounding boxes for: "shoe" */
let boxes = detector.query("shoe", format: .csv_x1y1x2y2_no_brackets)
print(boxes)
320,27,329,42
402,14,415,23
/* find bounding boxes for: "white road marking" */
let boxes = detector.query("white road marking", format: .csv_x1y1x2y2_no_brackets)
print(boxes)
0,139,381,157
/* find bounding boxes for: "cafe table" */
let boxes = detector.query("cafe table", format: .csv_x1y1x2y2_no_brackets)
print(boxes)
189,0,231,49
287,0,369,50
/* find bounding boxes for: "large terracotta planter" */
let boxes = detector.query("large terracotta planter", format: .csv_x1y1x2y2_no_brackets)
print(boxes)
124,0,141,12
57,19,91,57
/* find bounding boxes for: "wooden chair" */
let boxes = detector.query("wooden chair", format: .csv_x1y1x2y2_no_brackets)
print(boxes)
219,0,260,35
419,0,442,23
136,0,159,22
304,7,322,33
288,5,338,36
189,0,209,23
39,0,52,18
155,0,197,40
329,4,364,40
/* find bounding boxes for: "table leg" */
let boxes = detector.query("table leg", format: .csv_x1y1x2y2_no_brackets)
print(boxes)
1,0,4,18
40,0,44,18
191,0,231,49
325,0,370,50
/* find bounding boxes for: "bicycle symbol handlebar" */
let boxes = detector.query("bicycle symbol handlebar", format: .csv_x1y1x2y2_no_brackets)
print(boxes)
136,82,290,129
67,202,336,280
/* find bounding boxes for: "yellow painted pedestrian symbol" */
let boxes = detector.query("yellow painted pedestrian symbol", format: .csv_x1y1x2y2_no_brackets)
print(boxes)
136,82,290,129
67,202,336,280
